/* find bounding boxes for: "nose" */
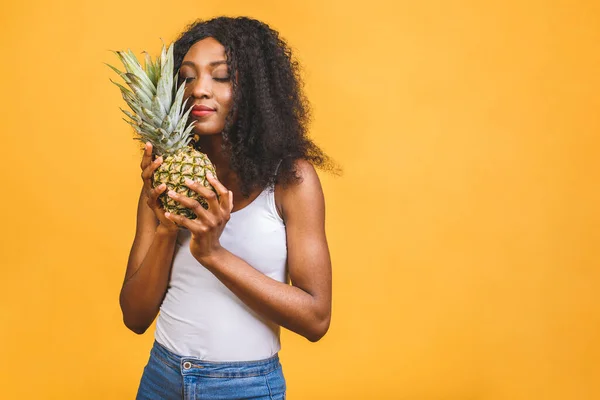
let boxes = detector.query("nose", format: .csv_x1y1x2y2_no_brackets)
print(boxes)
190,74,212,99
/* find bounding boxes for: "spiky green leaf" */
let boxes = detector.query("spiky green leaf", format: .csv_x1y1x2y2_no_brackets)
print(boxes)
116,49,155,91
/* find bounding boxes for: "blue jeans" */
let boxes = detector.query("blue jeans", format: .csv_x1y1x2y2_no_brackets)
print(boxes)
136,340,286,400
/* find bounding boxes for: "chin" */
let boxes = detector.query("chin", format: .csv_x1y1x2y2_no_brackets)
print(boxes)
192,125,223,136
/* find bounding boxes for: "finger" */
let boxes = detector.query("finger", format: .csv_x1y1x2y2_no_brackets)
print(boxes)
140,142,153,170
141,155,163,182
146,184,167,211
205,172,230,209
167,189,212,219
164,211,194,230
183,178,220,211
149,183,167,204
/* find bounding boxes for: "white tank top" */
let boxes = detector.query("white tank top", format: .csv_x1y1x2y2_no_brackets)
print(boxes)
154,185,287,361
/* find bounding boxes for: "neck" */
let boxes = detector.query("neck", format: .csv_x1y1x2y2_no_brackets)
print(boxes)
195,134,236,186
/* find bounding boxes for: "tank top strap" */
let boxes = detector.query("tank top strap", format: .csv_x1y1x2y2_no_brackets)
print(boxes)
273,158,284,178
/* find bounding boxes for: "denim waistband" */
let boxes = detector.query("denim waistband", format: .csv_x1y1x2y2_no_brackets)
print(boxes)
151,339,281,378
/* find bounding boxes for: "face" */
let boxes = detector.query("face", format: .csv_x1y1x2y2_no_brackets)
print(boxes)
178,37,234,136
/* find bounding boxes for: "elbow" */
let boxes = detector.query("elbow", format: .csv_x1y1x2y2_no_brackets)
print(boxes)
121,305,154,334
305,312,331,343
124,317,149,335
121,310,150,335
120,296,151,335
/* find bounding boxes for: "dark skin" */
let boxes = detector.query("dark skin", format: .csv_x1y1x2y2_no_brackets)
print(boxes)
120,38,332,342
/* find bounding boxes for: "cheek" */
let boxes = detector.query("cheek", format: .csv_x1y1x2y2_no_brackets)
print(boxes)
183,86,193,104
219,89,234,112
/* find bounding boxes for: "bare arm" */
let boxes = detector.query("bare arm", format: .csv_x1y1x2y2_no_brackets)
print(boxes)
118,186,178,334
119,143,180,334
191,160,332,341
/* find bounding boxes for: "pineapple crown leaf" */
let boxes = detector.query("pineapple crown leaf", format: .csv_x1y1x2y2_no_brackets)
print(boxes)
104,63,130,84
169,80,187,119
110,79,136,105
122,117,139,129
119,107,140,123
109,40,198,156
117,49,156,90
155,43,175,114
159,40,168,71
142,51,160,84
141,107,163,127
124,72,156,98
151,95,167,121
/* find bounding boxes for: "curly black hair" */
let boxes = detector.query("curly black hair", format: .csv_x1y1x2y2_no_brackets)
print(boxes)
173,16,337,198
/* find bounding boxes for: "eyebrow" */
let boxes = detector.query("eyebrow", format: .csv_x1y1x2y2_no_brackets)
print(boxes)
180,60,227,68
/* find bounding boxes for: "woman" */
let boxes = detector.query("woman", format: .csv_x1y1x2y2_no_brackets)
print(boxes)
119,16,334,399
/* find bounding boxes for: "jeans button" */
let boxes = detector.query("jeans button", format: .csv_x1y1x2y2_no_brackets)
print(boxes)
183,361,192,369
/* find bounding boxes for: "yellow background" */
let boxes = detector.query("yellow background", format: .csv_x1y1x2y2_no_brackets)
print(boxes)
1,0,599,399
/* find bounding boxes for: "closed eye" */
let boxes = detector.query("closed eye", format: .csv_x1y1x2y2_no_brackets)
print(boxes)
180,77,230,84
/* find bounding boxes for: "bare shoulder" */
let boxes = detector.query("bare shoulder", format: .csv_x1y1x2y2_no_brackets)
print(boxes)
274,159,324,223
274,159,331,313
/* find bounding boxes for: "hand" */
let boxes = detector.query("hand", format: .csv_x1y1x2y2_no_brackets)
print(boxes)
140,142,178,233
164,172,234,262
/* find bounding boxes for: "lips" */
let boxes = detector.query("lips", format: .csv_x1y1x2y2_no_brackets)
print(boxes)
192,105,215,112
191,104,216,118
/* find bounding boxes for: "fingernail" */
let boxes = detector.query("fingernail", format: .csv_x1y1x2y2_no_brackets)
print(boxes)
168,190,176,197
207,172,214,179
184,178,193,185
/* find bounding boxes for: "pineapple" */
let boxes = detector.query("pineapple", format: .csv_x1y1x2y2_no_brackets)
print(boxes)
107,41,217,220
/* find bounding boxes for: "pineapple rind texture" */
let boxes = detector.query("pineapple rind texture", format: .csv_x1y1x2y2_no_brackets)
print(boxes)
153,147,218,220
